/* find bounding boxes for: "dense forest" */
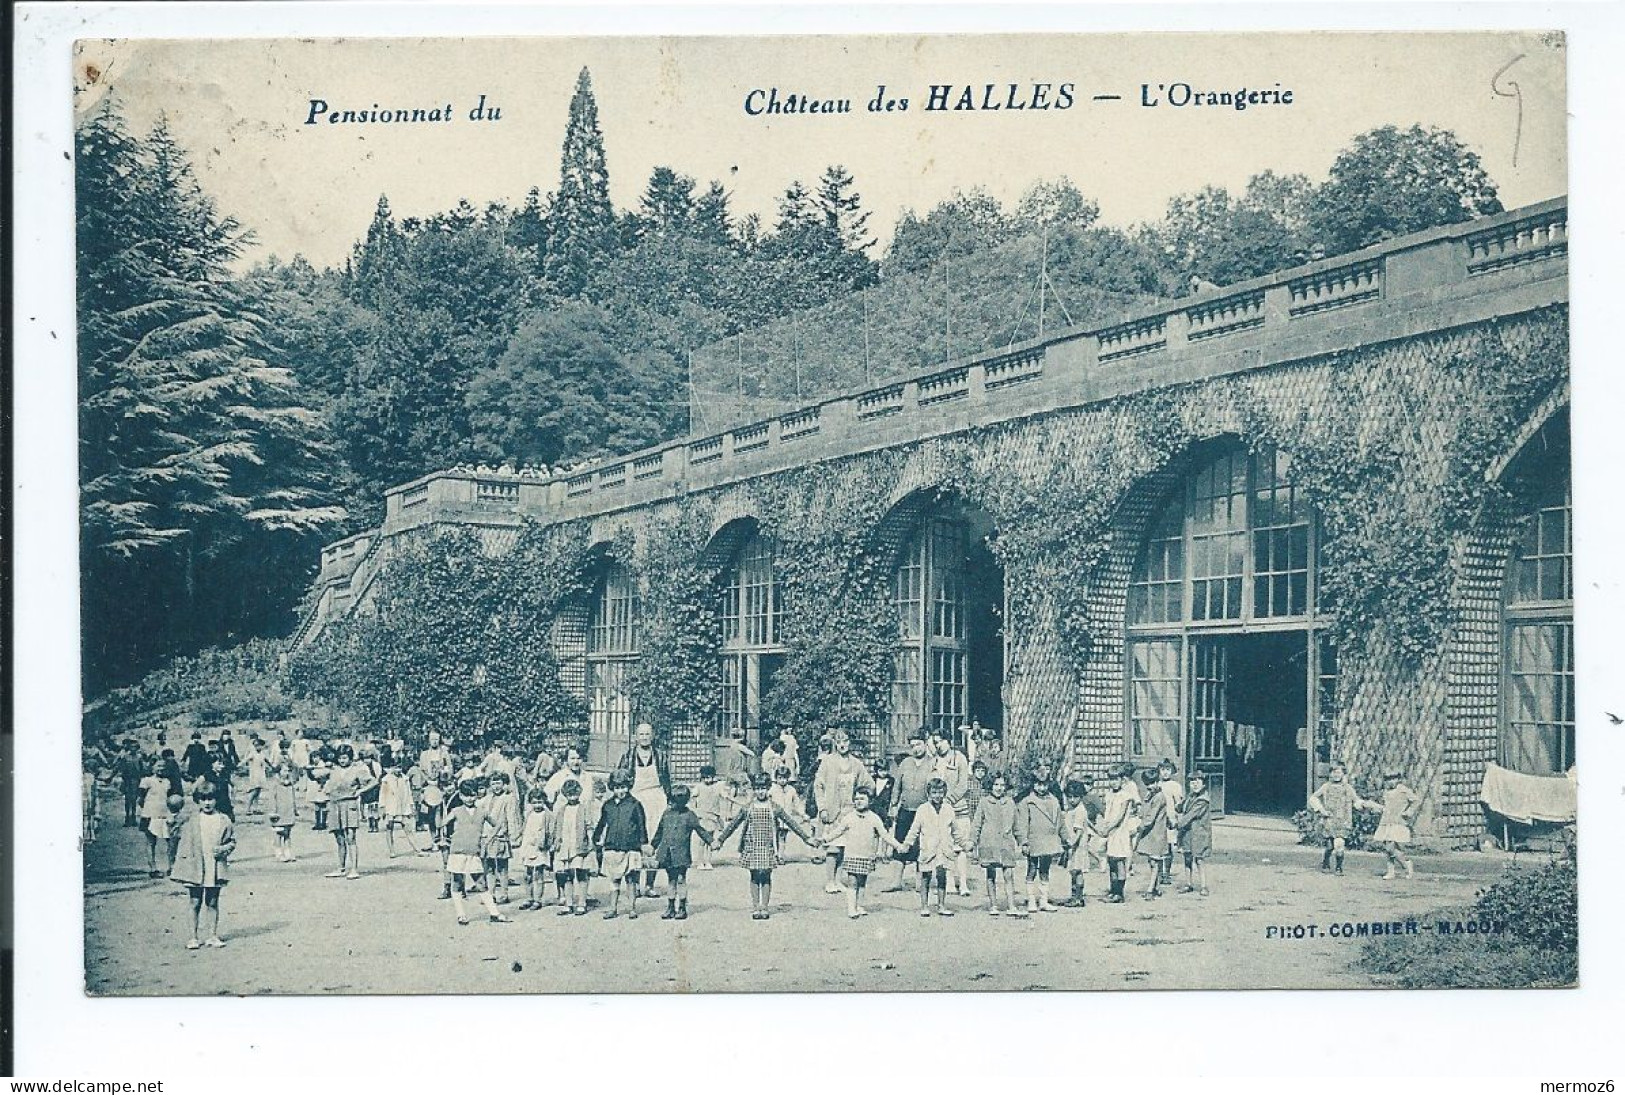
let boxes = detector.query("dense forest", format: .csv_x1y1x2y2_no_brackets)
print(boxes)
78,65,1505,694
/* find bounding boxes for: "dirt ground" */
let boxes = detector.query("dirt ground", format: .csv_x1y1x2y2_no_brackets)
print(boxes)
84,802,1518,996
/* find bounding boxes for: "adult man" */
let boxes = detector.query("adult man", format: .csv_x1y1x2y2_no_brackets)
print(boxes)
933,729,975,896
615,723,670,897
217,729,242,773
968,723,1007,779
182,732,212,781
888,731,934,891
713,727,758,787
418,730,451,786
116,740,144,827
812,730,873,894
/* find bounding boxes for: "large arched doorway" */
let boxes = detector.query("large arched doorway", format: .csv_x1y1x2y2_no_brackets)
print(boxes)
1499,415,1573,776
888,500,1005,752
1125,441,1329,815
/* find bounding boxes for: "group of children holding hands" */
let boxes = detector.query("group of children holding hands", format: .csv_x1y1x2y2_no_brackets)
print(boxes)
104,720,1428,949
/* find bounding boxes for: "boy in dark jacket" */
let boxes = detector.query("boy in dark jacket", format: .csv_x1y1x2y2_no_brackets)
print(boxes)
651,785,715,920
593,771,651,920
1134,770,1169,900
1175,770,1214,896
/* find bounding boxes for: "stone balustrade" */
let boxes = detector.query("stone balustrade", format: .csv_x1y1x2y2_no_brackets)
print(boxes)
336,198,1567,589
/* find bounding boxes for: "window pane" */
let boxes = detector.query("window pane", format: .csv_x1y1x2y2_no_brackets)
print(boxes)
1251,445,1312,619
1129,638,1182,757
1511,488,1573,607
588,565,639,654
1504,621,1574,775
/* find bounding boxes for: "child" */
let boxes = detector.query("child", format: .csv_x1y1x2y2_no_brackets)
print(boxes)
1307,763,1378,875
1135,770,1169,900
379,762,425,858
1098,765,1140,903
82,760,101,846
1174,770,1213,896
690,765,727,871
431,772,456,900
1156,759,1184,885
770,767,804,863
1082,777,1109,873
1061,780,1094,907
407,762,429,831
821,787,906,918
593,771,652,920
899,777,962,917
1014,763,1073,914
651,784,714,920
138,758,173,878
956,760,988,898
1373,771,1421,880
322,745,375,879
267,763,301,863
483,770,524,903
969,772,1023,916
308,750,331,832
517,787,552,910
714,772,819,920
443,779,511,926
548,778,594,916
168,784,236,949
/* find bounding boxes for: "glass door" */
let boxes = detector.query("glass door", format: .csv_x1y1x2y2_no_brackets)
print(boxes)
1189,638,1228,813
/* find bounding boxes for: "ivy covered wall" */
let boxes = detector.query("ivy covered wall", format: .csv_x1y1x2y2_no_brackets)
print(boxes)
291,306,1568,842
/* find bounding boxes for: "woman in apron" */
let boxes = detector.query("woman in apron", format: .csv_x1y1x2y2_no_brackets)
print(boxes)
616,722,670,899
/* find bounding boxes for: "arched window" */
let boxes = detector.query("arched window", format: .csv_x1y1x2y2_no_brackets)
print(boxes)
890,511,1003,748
585,562,639,767
1129,445,1314,627
718,533,784,748
1124,442,1326,816
1502,451,1573,775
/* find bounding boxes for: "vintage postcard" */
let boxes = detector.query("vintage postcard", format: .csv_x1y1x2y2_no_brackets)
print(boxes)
75,31,1573,995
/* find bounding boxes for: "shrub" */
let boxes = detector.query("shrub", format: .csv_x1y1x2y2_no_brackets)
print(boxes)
1358,845,1577,989
1474,852,1578,955
1291,803,1382,850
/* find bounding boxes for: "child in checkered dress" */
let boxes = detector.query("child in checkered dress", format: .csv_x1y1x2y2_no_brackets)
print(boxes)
820,786,906,918
713,771,820,920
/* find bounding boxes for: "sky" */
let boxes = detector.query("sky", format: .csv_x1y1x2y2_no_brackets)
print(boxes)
74,32,1567,269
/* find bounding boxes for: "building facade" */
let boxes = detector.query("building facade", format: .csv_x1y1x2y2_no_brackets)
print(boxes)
298,199,1570,846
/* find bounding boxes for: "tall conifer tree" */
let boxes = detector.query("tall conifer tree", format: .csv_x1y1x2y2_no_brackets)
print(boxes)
545,67,615,297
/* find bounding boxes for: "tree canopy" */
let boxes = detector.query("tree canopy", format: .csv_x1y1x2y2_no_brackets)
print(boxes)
76,79,1511,692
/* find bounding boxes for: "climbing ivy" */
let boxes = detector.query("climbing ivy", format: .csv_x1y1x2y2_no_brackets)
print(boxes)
292,308,1568,755
288,522,593,743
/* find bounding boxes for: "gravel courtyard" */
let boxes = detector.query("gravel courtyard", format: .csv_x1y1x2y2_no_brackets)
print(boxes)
84,806,1516,996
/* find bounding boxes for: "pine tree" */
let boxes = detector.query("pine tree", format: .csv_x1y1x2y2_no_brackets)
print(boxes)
545,67,615,297
78,102,346,689
637,166,698,237
509,186,550,280
815,165,873,254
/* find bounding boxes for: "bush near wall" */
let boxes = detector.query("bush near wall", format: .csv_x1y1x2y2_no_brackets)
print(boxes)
287,523,591,745
85,638,293,738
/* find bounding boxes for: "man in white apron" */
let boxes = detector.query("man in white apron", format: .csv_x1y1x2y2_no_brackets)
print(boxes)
614,722,669,898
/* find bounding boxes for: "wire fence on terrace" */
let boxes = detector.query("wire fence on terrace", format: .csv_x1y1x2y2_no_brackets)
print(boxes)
689,230,1160,437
